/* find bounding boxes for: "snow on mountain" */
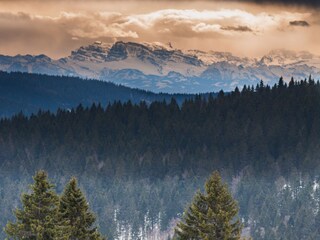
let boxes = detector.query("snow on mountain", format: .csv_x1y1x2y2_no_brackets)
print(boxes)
0,41,320,93
259,49,320,68
65,41,205,77
187,50,255,67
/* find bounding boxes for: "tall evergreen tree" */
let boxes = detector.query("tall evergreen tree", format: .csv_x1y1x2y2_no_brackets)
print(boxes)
175,171,242,240
5,170,65,240
59,177,104,240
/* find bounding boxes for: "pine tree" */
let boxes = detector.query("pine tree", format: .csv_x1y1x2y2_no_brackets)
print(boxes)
4,170,65,240
59,177,105,240
175,171,242,240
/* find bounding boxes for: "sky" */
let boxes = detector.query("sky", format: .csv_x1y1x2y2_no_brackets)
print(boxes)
0,0,319,59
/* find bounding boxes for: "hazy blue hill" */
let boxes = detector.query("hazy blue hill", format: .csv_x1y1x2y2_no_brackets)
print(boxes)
0,71,198,117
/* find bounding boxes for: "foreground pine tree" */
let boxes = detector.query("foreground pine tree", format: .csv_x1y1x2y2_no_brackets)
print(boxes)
5,170,65,240
175,171,242,240
59,177,105,240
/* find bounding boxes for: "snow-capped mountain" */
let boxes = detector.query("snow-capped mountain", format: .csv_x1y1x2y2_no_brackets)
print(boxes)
259,49,320,67
1,41,320,93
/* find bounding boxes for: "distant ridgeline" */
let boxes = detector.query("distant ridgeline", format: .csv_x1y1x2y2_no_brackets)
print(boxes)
1,76,320,239
0,71,199,117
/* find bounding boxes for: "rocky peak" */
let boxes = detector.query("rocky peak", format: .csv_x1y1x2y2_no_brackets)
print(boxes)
70,41,112,62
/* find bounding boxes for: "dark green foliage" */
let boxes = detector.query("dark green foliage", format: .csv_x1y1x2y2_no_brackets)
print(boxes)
4,170,63,240
4,171,104,240
175,171,242,240
60,178,104,240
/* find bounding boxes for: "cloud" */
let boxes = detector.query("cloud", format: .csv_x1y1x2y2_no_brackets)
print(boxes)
192,23,221,33
9,0,319,7
289,20,310,27
0,11,139,39
0,9,310,40
0,7,317,58
0,11,140,58
221,25,253,32
105,0,320,7
125,9,309,36
229,0,320,7
53,12,139,39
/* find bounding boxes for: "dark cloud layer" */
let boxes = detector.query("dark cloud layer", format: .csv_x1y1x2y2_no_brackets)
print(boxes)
106,0,320,7
290,20,310,27
221,25,253,32
2,0,319,6
66,0,320,7
228,0,320,7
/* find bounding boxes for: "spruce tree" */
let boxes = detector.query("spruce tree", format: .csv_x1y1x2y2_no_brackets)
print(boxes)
4,170,65,240
59,177,104,240
175,171,242,240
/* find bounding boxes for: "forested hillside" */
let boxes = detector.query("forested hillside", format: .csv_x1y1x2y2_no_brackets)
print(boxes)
1,77,320,239
0,71,194,117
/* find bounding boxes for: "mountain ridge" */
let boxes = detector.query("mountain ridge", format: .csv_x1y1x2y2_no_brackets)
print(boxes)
1,41,320,93
0,71,198,117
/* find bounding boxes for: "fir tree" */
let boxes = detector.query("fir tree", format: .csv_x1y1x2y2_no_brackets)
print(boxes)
59,177,104,240
4,170,65,240
175,171,242,240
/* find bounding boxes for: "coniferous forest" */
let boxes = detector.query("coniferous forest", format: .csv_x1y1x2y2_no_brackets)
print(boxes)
5,170,105,240
1,75,320,239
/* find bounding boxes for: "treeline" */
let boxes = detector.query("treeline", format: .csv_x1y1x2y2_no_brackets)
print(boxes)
1,77,319,178
1,77,320,239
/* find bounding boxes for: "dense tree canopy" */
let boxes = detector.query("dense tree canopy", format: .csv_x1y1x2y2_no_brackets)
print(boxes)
175,171,242,240
0,77,319,178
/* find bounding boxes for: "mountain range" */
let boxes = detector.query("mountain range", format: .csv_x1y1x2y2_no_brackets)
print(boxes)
1,41,320,93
